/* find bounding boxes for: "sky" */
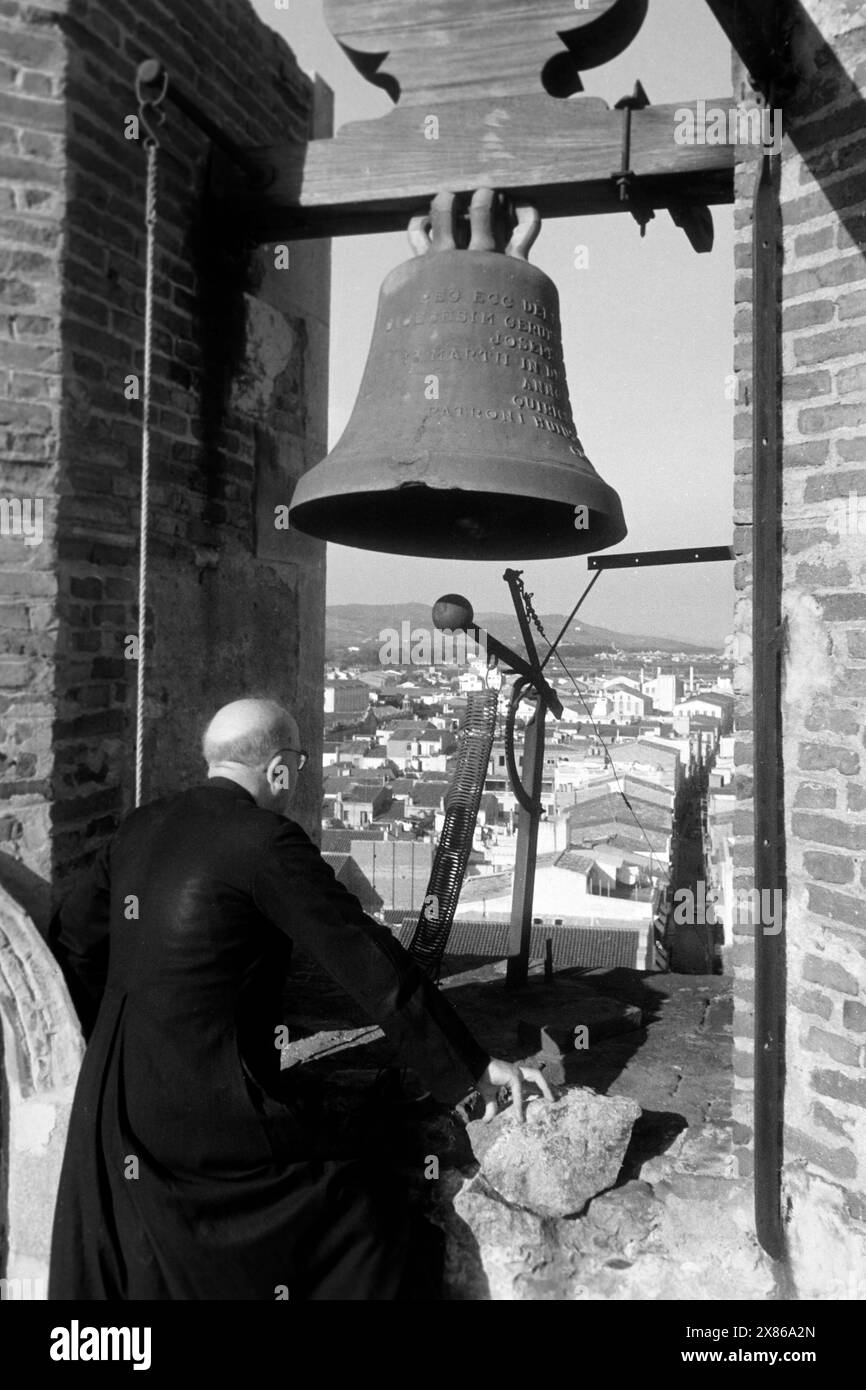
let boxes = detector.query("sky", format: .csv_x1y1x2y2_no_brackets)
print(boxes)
253,0,737,646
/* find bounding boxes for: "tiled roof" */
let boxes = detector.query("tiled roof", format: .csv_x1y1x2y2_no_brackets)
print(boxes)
410,783,450,808
605,830,668,854
396,919,640,970
457,872,513,902
567,793,671,835
621,774,675,801
555,849,602,875
321,830,352,853
681,692,733,708
609,739,679,764
322,852,350,873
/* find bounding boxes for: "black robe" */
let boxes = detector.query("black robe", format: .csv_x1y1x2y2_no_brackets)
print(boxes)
48,779,489,1301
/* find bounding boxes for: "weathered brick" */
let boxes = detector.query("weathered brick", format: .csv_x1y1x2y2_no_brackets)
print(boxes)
793,986,834,1021
805,702,860,736
803,849,855,883
799,402,866,434
785,168,866,224
812,1069,866,1109
734,1147,754,1177
837,363,866,397
803,1026,861,1067
811,1100,851,1139
784,254,866,300
794,225,835,257
807,883,866,929
802,954,859,995
784,299,836,331
795,782,837,809
838,437,866,462
786,440,831,470
817,593,866,621
792,812,866,850
844,1192,866,1224
785,1125,857,1179
733,1049,754,1079
783,368,833,400
799,742,860,775
839,288,866,321
784,526,839,554
843,1000,866,1033
795,324,866,366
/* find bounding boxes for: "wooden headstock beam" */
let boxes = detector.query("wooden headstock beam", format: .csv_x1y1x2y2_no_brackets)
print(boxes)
210,95,734,245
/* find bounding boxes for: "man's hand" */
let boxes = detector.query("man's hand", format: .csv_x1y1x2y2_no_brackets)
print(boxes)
475,1057,555,1124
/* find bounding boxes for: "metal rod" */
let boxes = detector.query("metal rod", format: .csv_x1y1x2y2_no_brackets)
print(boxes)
502,569,547,989
587,544,733,569
506,694,546,989
136,59,273,187
752,141,785,1262
541,568,602,670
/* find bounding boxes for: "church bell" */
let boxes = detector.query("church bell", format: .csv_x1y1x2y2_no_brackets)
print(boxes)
289,189,627,560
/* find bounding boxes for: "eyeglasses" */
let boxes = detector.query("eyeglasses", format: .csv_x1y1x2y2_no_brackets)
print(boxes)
273,746,308,771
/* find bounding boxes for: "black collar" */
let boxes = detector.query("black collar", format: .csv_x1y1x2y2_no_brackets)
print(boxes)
201,776,257,804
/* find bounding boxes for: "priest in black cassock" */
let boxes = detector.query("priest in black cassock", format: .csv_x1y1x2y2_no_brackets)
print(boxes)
48,697,550,1300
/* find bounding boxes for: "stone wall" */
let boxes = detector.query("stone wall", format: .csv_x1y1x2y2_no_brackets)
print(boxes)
729,0,866,1295
0,0,329,889
0,876,83,1294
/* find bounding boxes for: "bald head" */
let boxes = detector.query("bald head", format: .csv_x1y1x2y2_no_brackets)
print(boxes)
203,698,299,771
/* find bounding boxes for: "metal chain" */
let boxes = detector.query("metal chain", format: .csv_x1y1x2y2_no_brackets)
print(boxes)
513,571,548,644
134,130,159,808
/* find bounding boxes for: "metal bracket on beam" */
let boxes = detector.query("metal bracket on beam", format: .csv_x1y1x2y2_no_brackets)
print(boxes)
612,81,715,251
587,545,734,569
613,81,655,237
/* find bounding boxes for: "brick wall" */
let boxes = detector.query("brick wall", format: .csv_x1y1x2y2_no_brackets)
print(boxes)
730,0,866,1291
0,0,329,886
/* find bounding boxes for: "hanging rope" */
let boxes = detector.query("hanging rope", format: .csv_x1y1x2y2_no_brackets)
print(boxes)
133,70,167,807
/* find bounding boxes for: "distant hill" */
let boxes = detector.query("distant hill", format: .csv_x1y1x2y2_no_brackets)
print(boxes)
326,603,722,656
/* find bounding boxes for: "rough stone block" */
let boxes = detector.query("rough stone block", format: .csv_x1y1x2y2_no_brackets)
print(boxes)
466,1088,641,1218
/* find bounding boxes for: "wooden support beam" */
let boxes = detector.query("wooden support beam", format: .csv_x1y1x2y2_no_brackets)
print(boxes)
703,1,787,93
210,95,735,243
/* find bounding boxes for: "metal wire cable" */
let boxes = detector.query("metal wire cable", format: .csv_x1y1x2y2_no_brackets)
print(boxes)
514,581,660,878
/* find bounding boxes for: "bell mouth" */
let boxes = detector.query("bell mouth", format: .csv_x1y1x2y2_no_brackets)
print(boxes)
289,484,626,560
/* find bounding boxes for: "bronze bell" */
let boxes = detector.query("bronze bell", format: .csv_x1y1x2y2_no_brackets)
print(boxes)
289,189,627,560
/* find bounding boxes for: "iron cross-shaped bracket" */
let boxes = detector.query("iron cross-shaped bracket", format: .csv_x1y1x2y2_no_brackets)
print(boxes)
613,81,714,252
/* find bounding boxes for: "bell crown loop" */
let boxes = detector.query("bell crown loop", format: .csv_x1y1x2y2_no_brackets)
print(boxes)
408,188,541,260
